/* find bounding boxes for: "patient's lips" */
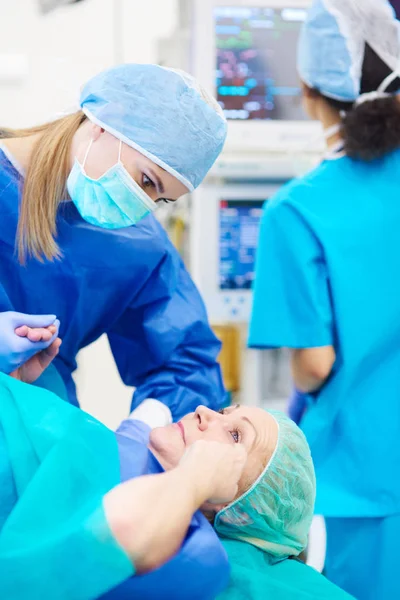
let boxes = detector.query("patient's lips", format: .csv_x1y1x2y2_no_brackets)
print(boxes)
175,421,186,444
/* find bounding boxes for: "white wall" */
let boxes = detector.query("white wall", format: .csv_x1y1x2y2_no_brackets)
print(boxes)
0,0,179,124
0,0,114,126
0,0,178,427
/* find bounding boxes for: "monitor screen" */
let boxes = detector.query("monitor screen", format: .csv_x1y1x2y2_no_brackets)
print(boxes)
219,199,264,290
215,6,307,120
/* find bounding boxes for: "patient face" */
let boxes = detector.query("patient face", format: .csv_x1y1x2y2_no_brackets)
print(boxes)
149,405,278,497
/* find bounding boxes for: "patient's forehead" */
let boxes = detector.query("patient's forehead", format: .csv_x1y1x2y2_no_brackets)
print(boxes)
234,406,279,494
249,407,278,452
228,405,277,432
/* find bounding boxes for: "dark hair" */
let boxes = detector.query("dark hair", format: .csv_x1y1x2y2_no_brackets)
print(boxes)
321,44,400,161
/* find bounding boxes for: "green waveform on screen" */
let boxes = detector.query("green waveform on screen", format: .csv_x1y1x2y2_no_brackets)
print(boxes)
216,18,300,51
217,30,252,50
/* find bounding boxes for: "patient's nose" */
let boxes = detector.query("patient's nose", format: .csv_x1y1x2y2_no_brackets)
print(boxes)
195,405,218,432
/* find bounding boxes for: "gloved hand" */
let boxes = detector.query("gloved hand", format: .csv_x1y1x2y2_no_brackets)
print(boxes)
288,388,309,424
0,311,60,374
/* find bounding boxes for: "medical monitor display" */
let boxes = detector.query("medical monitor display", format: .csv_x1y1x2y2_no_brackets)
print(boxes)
215,6,306,120
219,199,264,290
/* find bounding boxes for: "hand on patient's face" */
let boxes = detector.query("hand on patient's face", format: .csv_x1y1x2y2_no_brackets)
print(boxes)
11,338,62,384
149,405,278,501
180,440,247,505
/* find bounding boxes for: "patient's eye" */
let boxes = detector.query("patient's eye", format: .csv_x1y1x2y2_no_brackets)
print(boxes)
230,428,241,443
218,404,240,415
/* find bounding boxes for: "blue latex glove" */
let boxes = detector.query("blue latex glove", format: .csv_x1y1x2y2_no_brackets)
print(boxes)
0,311,59,374
288,389,308,425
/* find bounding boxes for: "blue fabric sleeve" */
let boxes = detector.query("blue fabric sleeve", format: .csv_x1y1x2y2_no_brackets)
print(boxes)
115,419,151,444
100,512,230,600
249,197,334,349
108,236,226,420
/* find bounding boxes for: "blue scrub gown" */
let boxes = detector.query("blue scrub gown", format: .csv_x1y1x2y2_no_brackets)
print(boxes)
0,148,225,420
249,150,400,598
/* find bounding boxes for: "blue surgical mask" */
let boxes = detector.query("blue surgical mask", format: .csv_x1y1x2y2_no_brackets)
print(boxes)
67,139,156,229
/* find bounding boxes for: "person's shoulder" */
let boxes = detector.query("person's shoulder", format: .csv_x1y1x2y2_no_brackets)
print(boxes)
112,214,175,257
264,158,349,222
71,214,179,273
118,215,185,275
273,558,355,599
0,151,19,197
269,160,340,205
221,539,354,599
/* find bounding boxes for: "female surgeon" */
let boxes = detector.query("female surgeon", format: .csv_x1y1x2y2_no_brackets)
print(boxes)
0,63,227,419
249,1,400,598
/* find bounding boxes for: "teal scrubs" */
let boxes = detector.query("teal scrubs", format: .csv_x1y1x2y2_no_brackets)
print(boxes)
249,151,400,598
324,516,399,600
33,363,69,402
218,539,354,599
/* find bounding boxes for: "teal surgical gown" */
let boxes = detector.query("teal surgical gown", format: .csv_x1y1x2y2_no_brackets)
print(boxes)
249,151,400,598
218,539,354,599
0,373,230,600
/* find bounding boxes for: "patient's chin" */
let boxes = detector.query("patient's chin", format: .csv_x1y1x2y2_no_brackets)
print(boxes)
149,426,184,470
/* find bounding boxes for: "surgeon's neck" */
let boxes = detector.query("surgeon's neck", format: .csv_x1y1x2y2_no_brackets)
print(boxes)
318,102,343,150
1,134,39,172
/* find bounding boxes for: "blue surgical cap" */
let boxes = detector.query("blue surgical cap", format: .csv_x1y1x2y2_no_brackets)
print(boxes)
80,64,227,191
298,0,400,102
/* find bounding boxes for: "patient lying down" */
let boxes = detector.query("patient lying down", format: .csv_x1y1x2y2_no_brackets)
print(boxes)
145,402,315,557
0,342,339,600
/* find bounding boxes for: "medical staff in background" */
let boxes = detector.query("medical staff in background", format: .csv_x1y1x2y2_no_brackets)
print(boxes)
249,1,400,598
0,63,227,419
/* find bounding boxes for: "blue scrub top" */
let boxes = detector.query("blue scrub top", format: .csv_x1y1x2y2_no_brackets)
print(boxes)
249,151,400,518
0,149,225,420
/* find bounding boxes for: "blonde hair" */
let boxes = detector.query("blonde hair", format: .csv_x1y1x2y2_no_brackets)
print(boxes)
0,112,86,263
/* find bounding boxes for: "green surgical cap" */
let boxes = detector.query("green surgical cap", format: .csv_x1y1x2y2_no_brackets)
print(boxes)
214,410,316,560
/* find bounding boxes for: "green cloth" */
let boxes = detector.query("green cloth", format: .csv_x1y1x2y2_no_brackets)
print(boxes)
0,372,133,599
218,539,355,600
